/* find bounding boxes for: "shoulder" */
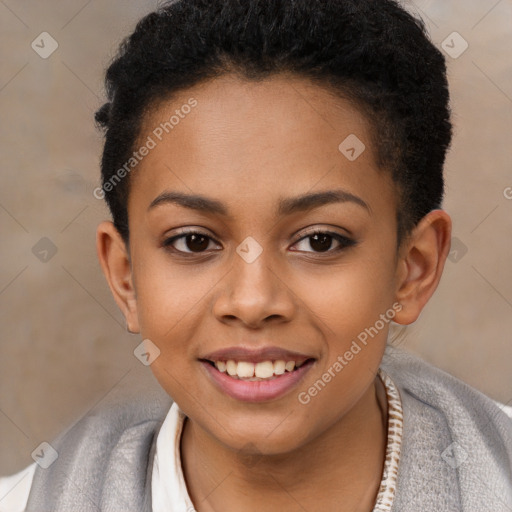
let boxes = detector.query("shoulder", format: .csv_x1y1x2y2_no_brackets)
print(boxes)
0,463,36,512
381,344,512,425
380,345,512,510
14,378,172,511
502,404,512,420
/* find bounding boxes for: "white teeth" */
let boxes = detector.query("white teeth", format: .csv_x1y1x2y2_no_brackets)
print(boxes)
237,361,255,378
273,360,286,375
255,361,274,378
285,361,295,372
212,359,302,379
226,360,238,376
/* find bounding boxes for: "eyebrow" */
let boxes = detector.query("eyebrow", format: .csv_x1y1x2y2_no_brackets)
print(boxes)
148,189,371,216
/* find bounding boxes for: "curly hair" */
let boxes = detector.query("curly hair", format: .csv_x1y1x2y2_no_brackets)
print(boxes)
95,0,452,245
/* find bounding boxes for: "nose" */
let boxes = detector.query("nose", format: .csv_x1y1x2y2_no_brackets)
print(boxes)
212,246,295,329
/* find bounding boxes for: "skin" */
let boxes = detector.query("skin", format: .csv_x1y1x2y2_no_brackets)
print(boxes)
97,73,452,512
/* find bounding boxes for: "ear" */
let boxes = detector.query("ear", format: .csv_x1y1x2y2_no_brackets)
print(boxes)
393,209,452,325
96,221,140,333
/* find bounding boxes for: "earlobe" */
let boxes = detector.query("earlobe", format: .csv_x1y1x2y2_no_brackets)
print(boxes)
96,221,140,334
393,210,452,325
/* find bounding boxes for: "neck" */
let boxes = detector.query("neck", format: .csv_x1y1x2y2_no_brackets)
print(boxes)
180,376,388,512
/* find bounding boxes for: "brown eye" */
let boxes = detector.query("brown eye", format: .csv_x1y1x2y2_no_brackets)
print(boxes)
163,231,220,254
182,233,210,252
292,230,356,254
308,233,334,252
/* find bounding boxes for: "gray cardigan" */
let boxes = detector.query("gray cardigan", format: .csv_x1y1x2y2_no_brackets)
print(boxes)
25,346,512,511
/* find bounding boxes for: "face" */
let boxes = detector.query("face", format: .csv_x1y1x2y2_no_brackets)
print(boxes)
123,73,403,454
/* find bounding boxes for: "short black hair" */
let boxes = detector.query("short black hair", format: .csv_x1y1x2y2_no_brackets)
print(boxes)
95,0,452,245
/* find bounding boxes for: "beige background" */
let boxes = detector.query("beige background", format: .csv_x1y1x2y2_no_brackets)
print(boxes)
1,0,511,475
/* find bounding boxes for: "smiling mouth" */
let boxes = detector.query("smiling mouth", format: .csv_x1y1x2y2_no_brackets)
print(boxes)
201,358,315,381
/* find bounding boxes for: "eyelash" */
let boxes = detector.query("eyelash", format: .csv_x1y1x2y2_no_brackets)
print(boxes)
162,228,357,257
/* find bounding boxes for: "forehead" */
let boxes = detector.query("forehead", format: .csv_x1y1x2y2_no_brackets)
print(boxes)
129,73,396,222
140,72,374,162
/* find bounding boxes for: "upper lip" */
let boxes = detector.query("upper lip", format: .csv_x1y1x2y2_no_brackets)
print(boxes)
200,346,316,365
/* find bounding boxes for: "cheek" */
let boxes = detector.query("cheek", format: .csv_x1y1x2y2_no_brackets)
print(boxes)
293,263,394,425
296,247,397,405
133,259,203,400
302,255,397,338
131,246,209,339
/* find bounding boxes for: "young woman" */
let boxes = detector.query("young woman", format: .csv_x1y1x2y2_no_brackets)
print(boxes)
2,0,511,510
